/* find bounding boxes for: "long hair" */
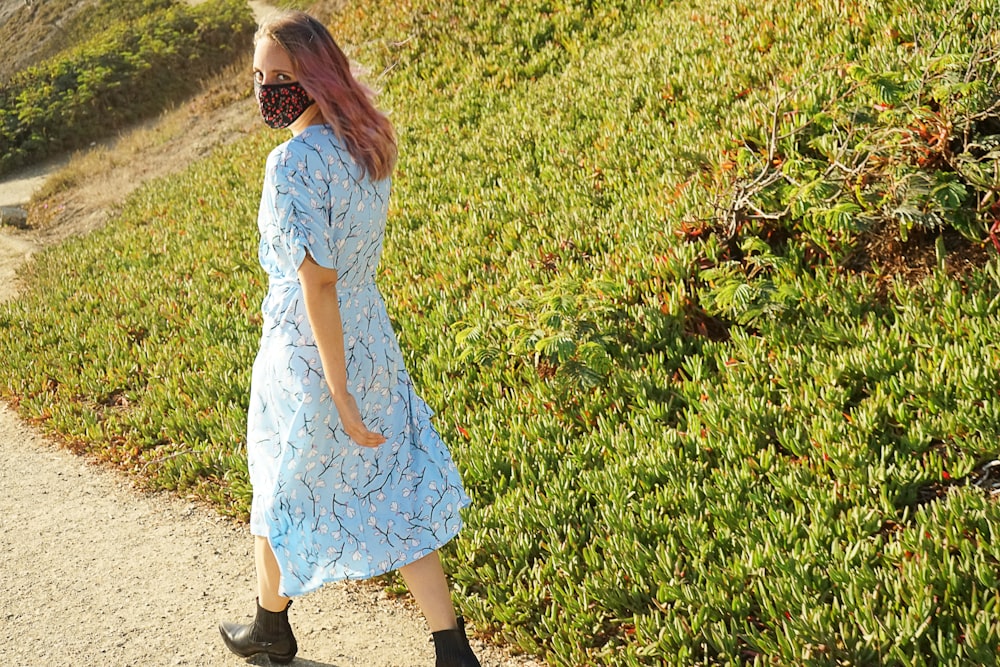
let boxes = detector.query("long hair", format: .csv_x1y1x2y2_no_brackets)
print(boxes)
256,11,397,181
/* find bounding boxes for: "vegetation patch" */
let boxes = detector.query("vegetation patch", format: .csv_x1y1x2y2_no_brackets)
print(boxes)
699,2,1000,326
2,0,1000,664
0,0,255,176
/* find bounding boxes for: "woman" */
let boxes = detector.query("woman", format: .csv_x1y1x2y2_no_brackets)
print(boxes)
219,11,480,667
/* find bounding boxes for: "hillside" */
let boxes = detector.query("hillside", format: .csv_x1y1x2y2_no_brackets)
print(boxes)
0,0,255,175
0,0,261,308
1,0,99,83
2,0,1000,664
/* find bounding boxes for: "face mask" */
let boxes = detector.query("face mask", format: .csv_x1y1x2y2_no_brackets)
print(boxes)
255,81,313,129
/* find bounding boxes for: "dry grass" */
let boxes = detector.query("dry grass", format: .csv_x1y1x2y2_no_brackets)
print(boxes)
0,0,93,83
26,62,257,238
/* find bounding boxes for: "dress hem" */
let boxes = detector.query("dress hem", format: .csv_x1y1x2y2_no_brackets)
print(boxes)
251,518,468,598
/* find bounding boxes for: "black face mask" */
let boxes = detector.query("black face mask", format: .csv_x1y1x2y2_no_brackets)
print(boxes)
255,81,314,129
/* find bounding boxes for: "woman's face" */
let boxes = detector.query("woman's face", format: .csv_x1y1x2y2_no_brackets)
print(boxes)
253,37,296,86
252,36,319,133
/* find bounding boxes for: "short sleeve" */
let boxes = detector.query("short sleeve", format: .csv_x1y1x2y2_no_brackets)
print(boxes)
267,144,341,271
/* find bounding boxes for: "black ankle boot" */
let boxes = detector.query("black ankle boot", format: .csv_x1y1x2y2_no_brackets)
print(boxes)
432,617,482,667
219,599,298,664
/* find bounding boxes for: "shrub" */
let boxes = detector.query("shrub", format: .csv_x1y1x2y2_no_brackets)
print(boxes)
699,0,1000,328
0,0,255,176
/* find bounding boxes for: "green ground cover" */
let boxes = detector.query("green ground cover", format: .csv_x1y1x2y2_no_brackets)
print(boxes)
2,0,1000,663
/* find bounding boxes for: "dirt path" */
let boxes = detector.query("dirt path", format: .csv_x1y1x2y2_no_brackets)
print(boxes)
0,157,65,298
0,7,541,666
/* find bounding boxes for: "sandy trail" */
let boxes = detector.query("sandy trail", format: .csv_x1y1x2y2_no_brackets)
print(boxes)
0,157,65,300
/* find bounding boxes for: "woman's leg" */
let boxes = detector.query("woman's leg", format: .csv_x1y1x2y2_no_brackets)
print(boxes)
398,550,459,631
219,537,297,663
401,551,482,666
255,536,291,612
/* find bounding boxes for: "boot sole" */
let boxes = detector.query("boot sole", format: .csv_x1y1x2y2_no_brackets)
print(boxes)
218,623,297,664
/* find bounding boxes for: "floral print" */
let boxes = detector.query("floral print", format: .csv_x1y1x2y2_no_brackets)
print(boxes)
247,125,471,597
255,81,314,129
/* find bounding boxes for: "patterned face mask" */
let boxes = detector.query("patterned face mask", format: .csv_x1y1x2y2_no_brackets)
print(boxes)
255,81,313,129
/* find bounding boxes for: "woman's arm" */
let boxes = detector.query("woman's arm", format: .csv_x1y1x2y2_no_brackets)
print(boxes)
298,252,387,448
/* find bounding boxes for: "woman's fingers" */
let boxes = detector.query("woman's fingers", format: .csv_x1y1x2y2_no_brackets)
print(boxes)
336,393,387,447
346,421,386,447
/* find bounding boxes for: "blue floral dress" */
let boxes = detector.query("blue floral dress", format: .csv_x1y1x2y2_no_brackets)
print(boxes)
247,124,471,597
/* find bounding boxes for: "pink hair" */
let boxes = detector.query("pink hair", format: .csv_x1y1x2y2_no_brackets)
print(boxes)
256,11,397,181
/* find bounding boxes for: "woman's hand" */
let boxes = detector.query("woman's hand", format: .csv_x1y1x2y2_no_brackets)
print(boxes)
333,391,387,448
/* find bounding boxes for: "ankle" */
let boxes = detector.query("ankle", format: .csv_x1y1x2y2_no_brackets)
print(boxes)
257,596,291,613
432,617,481,667
428,615,460,634
254,598,293,638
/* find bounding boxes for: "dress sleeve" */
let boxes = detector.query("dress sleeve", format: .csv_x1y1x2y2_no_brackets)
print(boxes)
267,145,341,271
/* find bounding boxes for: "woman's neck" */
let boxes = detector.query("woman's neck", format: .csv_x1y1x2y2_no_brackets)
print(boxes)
289,105,323,137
